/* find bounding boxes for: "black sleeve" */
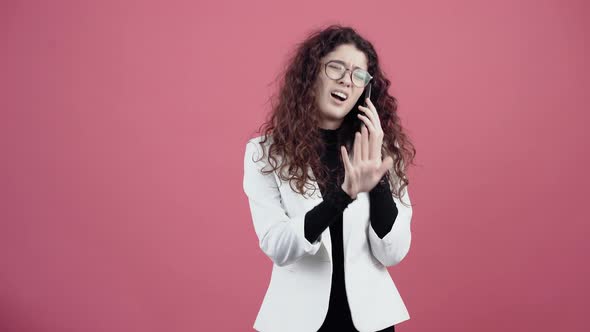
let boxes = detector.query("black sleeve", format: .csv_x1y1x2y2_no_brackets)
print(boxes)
304,186,356,243
369,176,399,239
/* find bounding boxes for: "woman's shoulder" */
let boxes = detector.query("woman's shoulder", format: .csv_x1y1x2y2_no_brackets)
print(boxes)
247,134,270,145
246,134,274,155
245,134,284,169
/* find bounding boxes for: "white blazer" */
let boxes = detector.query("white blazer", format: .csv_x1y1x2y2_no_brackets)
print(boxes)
243,135,413,332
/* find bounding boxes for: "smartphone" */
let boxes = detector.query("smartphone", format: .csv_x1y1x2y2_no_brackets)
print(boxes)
355,83,372,128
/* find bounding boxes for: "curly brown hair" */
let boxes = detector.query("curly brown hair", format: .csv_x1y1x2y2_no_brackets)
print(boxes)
248,24,416,207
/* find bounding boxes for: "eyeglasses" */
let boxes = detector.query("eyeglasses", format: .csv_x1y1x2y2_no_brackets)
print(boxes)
323,60,373,88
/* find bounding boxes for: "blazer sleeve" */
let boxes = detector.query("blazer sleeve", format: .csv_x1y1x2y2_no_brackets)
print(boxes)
243,139,323,267
367,178,413,267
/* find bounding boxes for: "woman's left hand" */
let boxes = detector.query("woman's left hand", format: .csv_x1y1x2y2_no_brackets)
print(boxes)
340,98,394,199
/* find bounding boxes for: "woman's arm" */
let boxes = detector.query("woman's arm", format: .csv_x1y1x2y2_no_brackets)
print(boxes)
367,178,413,268
244,139,354,267
369,176,398,239
304,186,355,243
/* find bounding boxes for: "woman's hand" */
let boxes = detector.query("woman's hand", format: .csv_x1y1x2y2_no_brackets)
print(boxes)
340,98,394,199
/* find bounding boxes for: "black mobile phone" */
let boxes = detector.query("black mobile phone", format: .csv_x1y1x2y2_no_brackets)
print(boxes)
355,83,372,128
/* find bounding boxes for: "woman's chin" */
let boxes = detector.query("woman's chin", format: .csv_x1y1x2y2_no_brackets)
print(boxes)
320,108,350,120
332,105,352,116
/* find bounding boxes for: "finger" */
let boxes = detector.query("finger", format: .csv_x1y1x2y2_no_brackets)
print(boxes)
358,105,376,126
359,105,382,160
357,112,378,160
364,100,383,129
370,130,381,162
357,111,376,133
366,98,377,114
361,125,369,161
341,145,353,175
353,131,361,165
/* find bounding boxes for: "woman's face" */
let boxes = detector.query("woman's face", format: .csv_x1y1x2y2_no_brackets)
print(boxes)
315,43,368,130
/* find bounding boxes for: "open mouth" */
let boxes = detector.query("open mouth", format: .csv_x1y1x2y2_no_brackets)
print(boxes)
330,90,348,103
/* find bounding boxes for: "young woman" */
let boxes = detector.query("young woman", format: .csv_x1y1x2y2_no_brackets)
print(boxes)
243,25,416,332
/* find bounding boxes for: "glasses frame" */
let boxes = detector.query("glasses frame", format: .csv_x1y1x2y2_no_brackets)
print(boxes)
322,60,373,88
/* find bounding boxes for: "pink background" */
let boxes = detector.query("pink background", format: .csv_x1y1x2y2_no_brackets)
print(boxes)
2,0,589,331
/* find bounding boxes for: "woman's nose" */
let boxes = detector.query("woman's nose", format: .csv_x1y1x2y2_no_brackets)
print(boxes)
338,73,352,86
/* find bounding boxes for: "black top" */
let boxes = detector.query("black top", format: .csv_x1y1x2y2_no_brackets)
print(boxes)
304,126,398,332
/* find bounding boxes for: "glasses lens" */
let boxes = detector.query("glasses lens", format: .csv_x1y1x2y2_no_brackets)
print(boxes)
352,69,370,87
325,62,345,80
325,62,371,87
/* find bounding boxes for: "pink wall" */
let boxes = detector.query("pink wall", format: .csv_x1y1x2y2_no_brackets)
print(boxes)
2,0,589,331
